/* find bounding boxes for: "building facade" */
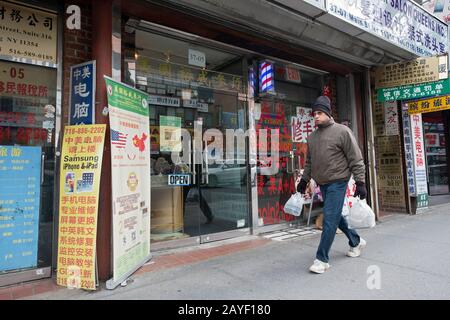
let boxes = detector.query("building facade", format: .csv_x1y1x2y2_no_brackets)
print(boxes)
0,0,447,288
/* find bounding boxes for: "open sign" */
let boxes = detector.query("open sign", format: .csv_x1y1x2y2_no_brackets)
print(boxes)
168,174,190,186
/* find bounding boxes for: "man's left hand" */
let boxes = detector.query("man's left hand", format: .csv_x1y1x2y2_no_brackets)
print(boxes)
354,181,367,200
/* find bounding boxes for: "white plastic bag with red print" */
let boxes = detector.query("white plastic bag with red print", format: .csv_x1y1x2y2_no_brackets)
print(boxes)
342,177,376,229
341,177,356,218
284,193,305,216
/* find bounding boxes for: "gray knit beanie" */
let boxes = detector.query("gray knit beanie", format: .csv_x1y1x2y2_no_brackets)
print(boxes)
312,96,331,118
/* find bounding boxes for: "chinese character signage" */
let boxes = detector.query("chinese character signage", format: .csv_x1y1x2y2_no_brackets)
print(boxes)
160,116,182,152
0,1,57,65
402,104,416,196
69,61,96,125
410,113,428,206
327,0,448,57
0,146,41,272
384,101,399,136
104,76,151,289
375,136,407,210
285,66,302,83
148,94,180,107
377,78,450,102
375,55,448,89
291,107,315,143
407,95,450,114
0,60,55,98
56,125,106,290
136,56,244,94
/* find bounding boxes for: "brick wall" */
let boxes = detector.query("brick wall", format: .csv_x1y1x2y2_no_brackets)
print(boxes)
63,1,92,125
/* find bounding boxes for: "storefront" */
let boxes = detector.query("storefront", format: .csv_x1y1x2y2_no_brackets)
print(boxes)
4,0,436,288
374,54,450,215
406,95,450,207
118,0,371,250
0,0,62,287
423,111,450,195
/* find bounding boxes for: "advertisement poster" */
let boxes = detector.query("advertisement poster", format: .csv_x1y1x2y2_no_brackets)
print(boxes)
291,107,315,143
56,125,106,290
160,115,181,152
104,76,151,289
0,146,41,272
69,61,96,125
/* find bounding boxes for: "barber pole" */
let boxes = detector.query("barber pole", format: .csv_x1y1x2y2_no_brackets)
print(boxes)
259,61,275,94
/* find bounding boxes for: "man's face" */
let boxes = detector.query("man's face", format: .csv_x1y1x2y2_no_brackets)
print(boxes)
313,111,330,126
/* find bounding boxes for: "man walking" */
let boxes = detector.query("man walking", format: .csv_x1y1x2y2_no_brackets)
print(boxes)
297,95,367,274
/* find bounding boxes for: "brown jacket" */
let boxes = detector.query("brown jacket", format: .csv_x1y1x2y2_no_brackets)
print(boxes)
302,119,365,185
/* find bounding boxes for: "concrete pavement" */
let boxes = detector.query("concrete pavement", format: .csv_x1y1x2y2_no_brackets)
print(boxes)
25,203,450,300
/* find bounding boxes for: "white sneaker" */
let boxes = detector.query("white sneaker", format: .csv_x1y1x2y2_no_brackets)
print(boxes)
309,259,330,274
346,238,366,257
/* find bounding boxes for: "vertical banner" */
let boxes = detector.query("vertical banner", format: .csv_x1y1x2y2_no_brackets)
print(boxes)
57,125,106,290
69,61,96,125
104,76,151,290
402,105,416,197
0,146,41,272
410,114,429,208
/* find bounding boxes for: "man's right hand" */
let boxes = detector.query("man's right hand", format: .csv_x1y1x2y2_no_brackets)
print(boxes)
297,179,307,194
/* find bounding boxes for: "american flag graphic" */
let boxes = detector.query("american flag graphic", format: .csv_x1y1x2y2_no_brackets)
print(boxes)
259,61,274,93
111,129,128,148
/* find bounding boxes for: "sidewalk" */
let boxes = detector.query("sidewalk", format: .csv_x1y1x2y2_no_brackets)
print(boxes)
3,203,450,300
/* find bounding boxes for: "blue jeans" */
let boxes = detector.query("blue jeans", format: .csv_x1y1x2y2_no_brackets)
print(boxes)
316,180,360,263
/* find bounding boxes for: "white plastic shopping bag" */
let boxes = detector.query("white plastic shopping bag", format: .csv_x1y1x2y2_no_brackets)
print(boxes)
284,193,305,217
344,196,376,229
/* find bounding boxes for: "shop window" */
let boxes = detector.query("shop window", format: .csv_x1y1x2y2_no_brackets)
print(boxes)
0,60,57,276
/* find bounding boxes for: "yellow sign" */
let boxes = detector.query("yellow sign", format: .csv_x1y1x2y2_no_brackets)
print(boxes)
57,125,106,290
375,55,448,89
0,1,57,65
407,95,450,115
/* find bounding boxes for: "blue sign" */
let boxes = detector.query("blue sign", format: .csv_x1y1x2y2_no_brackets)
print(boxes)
69,61,96,125
0,146,42,272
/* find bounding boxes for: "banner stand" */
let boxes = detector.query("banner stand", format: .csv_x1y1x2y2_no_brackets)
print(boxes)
106,254,152,290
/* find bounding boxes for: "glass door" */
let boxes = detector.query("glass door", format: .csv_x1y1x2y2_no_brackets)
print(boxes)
127,27,250,244
423,111,450,195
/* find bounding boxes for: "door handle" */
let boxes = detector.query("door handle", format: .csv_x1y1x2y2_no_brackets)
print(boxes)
204,145,209,185
192,139,196,185
41,153,45,185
